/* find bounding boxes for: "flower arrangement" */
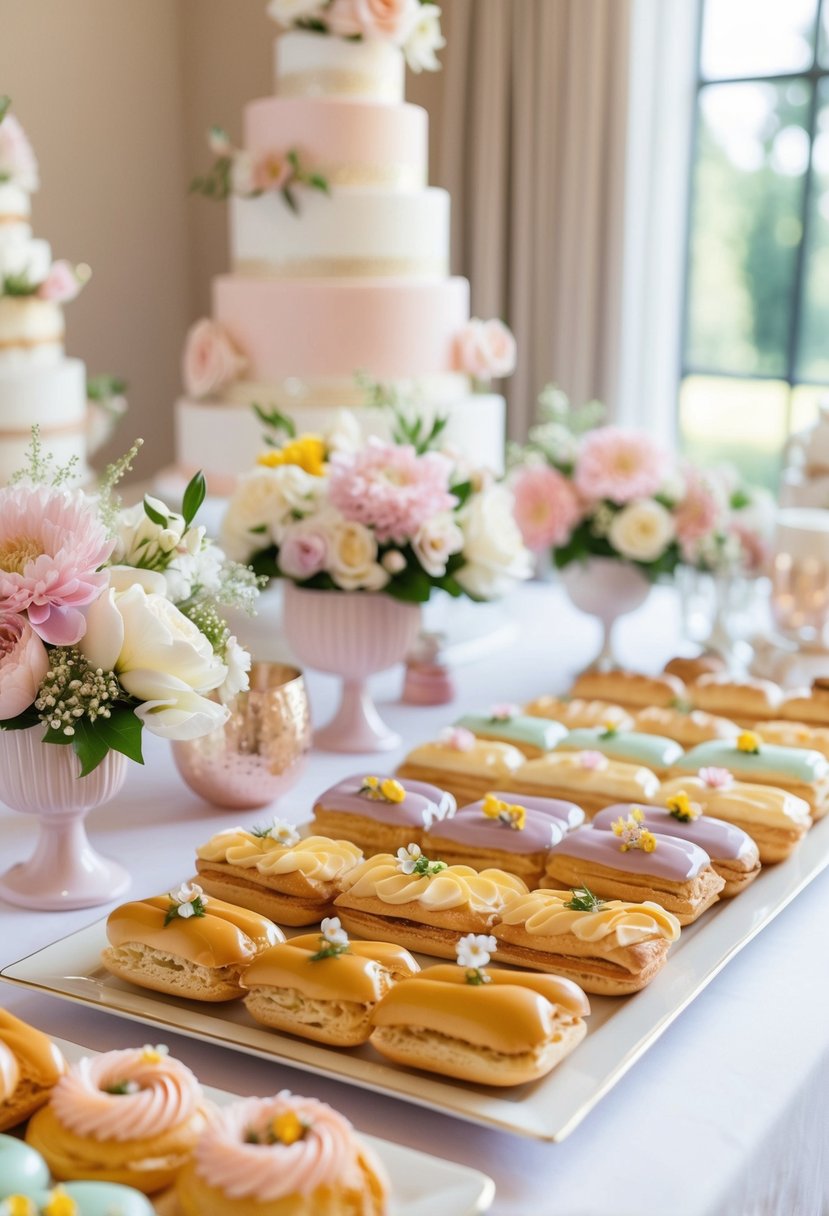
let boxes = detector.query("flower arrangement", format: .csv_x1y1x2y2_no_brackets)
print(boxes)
191,126,329,214
267,0,446,73
0,433,260,775
221,409,532,603
673,463,775,575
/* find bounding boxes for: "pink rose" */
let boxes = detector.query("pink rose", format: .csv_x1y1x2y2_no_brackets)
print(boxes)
327,0,418,41
512,464,582,550
279,521,330,581
253,152,292,194
37,260,82,303
0,612,49,720
182,319,246,399
0,113,39,192
455,318,517,381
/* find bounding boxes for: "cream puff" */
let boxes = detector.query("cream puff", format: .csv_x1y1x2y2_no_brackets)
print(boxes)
493,887,680,995
396,728,525,805
334,846,527,959
523,695,634,731
542,819,725,924
453,705,567,758
370,935,589,1086
0,1009,66,1132
311,773,454,855
172,1092,388,1216
25,1045,207,1195
633,704,740,747
421,792,583,886
102,885,284,1001
502,750,660,816
592,801,761,896
569,669,686,709
194,820,363,926
241,920,419,1047
554,726,683,778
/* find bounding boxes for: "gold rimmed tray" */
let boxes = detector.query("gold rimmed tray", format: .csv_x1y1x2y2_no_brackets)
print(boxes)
4,816,829,1142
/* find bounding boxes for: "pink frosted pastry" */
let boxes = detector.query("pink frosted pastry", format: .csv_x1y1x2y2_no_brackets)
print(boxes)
542,821,725,924
312,773,455,855
173,1092,388,1215
25,1045,208,1194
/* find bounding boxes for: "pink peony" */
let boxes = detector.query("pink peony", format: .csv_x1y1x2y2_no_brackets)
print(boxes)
699,766,734,790
455,318,517,381
574,427,665,505
0,612,49,719
674,467,724,561
0,485,114,646
327,439,456,545
182,318,246,399
0,113,39,192
278,520,330,581
37,259,81,303
512,464,582,550
327,0,418,42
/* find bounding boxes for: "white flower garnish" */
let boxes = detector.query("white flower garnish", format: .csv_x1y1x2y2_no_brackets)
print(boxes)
456,933,497,971
166,882,208,923
320,917,349,948
271,818,301,846
396,843,423,874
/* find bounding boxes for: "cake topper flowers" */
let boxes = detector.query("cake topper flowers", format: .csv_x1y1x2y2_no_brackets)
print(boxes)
456,933,496,985
481,793,526,831
611,808,657,853
309,916,351,961
191,126,329,214
164,882,208,924
666,791,702,823
266,0,446,73
396,843,447,876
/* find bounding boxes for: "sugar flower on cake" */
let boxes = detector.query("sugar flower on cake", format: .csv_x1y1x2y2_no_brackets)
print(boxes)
404,2,446,71
182,318,246,400
0,99,39,192
267,0,444,68
191,125,329,212
455,318,517,383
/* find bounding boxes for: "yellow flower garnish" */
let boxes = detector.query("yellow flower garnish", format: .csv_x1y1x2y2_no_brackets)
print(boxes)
612,808,657,853
362,775,379,790
666,792,701,823
4,1198,36,1216
139,1044,168,1065
257,434,326,477
43,1189,78,1216
481,793,526,830
272,1110,306,1145
380,778,406,804
737,731,761,754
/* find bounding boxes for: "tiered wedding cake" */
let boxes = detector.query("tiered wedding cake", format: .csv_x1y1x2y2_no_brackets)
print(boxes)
172,1,514,495
0,99,93,484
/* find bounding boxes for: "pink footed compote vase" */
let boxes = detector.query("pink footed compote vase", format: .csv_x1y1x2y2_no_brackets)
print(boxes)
0,725,130,911
559,557,651,672
282,584,421,753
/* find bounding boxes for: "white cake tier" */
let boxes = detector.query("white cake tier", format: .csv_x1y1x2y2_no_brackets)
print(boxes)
230,187,449,278
0,357,88,484
0,296,63,363
275,30,404,103
221,372,472,411
213,275,470,380
245,96,427,191
0,183,31,232
175,392,506,495
0,235,51,284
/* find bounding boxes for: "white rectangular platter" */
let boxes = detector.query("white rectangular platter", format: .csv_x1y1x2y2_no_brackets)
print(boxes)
47,1037,494,1216
4,815,829,1142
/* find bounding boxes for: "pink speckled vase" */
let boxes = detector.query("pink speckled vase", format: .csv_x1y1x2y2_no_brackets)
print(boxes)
0,726,130,911
282,585,421,753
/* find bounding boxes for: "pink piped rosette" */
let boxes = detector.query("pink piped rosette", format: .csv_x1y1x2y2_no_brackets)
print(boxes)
50,1046,203,1142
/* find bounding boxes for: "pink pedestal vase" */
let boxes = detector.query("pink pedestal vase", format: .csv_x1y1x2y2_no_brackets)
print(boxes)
283,584,421,752
559,557,651,672
0,726,130,911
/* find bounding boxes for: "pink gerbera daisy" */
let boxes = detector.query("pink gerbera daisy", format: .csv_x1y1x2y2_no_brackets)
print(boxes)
512,464,582,550
0,485,114,645
574,427,664,504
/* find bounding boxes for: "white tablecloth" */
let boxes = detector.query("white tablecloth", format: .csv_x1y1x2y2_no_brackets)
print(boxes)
0,585,826,1216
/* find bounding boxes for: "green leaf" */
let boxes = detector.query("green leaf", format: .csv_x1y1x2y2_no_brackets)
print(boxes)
281,185,299,215
143,496,168,527
0,97,10,124
286,148,300,172
450,480,473,507
249,523,268,535
96,707,144,766
309,173,330,195
182,470,207,526
252,403,296,438
42,724,74,747
87,374,127,401
71,719,111,777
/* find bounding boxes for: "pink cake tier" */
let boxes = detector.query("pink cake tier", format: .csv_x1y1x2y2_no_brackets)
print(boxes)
214,275,470,380
244,97,428,190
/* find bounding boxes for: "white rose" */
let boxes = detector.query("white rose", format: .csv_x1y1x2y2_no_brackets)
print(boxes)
404,4,445,71
221,465,319,562
455,485,533,600
608,499,676,563
80,583,228,741
266,0,326,27
219,635,252,704
327,519,389,591
412,512,464,577
325,409,362,455
112,498,187,568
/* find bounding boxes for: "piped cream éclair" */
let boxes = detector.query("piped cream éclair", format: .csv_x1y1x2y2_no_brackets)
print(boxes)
241,919,419,1046
656,772,811,863
0,1009,66,1132
369,935,590,1086
504,750,661,817
311,773,455,856
334,845,527,959
542,819,725,924
102,885,284,1002
195,818,363,925
396,728,525,806
592,800,760,896
492,887,680,995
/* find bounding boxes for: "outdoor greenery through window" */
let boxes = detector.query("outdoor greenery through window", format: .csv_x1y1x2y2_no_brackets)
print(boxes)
681,0,829,489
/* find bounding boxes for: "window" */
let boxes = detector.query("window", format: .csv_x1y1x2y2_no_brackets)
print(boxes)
680,0,829,488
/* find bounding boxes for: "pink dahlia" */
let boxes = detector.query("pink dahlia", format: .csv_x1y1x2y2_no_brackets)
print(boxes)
327,439,456,545
574,427,664,504
0,485,114,645
512,464,582,550
674,467,724,561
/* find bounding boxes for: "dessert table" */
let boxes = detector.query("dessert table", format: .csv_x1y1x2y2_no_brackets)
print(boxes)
0,583,826,1216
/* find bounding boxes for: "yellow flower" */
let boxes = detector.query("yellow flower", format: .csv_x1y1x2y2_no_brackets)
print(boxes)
43,1189,78,1216
140,1043,168,1065
641,829,657,853
737,731,761,754
482,793,506,819
666,791,701,823
362,775,379,790
4,1198,36,1216
481,793,526,830
631,807,644,823
257,435,326,477
612,809,657,853
272,1110,306,1145
380,778,406,804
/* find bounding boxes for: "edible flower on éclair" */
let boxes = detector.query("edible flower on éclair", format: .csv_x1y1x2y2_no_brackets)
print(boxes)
488,701,520,722
164,881,208,925
309,917,351,962
396,843,447,877
611,808,657,853
563,886,606,912
43,1190,77,1216
579,749,609,771
456,933,496,985
599,721,619,739
251,817,301,845
440,725,476,752
666,791,702,823
737,731,762,755
359,775,407,804
699,766,734,789
481,792,526,831
2,1199,38,1216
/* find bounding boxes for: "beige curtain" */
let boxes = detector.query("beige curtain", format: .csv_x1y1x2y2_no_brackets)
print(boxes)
432,0,633,439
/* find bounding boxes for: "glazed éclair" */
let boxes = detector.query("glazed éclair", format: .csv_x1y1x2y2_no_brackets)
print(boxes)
396,729,525,806
311,773,455,855
501,751,660,817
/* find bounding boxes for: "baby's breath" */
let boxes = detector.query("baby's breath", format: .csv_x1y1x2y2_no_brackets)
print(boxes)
35,648,120,737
